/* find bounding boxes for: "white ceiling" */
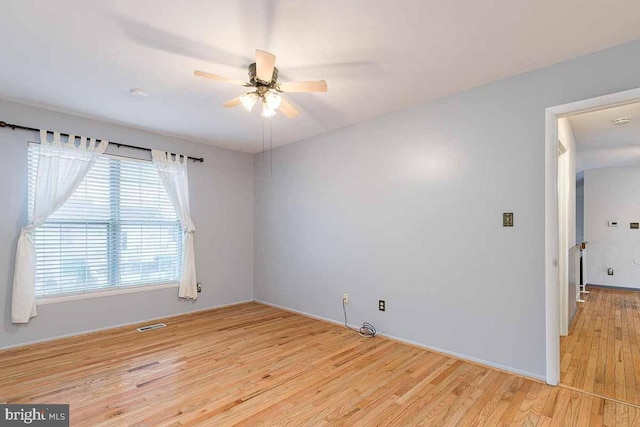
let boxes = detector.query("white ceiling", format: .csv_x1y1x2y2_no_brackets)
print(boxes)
2,1,640,153
570,102,640,171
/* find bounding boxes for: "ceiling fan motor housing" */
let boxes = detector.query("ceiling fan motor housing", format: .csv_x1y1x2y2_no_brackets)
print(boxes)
248,63,279,86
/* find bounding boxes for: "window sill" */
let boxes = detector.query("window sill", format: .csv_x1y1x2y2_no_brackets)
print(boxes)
36,282,180,305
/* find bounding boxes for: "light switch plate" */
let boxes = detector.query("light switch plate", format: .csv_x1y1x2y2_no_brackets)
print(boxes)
503,212,514,227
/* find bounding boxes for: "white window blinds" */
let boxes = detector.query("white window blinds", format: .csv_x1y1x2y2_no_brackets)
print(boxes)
28,144,183,298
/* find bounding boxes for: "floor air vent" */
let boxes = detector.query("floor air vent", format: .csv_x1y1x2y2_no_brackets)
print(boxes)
136,323,166,332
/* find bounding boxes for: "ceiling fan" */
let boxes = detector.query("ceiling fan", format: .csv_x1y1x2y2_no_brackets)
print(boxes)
194,50,328,119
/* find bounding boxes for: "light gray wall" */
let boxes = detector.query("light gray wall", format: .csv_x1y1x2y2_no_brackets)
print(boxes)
254,40,640,379
0,99,254,348
585,165,640,288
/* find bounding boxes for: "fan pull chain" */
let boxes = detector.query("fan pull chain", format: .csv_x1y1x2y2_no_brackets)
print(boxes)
261,118,274,176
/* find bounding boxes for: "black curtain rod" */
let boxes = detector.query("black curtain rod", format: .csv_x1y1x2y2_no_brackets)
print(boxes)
0,120,204,163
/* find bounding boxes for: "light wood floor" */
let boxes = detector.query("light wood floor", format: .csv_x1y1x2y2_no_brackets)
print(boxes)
561,287,640,408
1,303,638,426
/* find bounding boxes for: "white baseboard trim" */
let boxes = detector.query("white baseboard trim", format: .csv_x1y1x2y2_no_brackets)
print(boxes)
255,299,360,329
255,299,546,383
381,333,547,382
586,283,640,292
0,299,254,351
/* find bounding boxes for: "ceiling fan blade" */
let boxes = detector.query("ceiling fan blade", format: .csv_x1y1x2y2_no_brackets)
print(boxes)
278,96,300,118
256,49,276,82
278,80,328,93
194,70,248,86
223,96,242,108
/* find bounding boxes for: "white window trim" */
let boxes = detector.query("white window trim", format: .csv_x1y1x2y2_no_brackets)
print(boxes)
36,282,180,305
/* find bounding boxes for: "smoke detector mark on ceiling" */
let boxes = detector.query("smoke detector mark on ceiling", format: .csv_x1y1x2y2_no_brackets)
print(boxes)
129,88,148,98
613,117,631,125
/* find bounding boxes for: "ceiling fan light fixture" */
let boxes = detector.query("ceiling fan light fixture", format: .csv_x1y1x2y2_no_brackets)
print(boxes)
261,101,277,118
240,92,258,112
194,49,324,119
265,92,282,111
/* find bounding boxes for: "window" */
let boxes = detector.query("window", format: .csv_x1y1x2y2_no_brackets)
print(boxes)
28,145,183,298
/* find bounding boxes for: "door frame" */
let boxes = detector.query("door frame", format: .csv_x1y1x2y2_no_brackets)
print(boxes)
544,87,640,385
557,138,569,337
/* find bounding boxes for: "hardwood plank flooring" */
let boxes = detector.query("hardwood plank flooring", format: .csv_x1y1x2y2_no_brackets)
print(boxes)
561,287,640,407
1,302,637,426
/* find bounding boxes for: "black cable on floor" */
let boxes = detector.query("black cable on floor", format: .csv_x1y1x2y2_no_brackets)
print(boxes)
342,298,376,338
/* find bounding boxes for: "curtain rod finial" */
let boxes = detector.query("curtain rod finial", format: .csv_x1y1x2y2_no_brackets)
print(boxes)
0,121,7,128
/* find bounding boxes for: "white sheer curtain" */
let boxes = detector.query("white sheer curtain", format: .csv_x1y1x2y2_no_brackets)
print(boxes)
151,150,198,299
12,130,107,323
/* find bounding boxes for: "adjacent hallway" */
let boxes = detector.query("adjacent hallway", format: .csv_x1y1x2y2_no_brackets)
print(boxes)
561,287,640,406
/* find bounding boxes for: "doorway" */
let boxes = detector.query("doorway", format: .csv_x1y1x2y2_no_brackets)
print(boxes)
545,88,640,404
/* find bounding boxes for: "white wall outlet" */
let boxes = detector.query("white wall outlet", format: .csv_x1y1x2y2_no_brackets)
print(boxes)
343,293,349,304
